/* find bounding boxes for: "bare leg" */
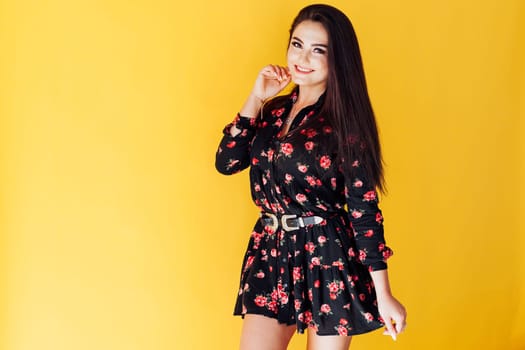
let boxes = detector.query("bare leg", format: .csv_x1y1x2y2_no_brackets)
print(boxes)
306,329,352,350
239,314,296,350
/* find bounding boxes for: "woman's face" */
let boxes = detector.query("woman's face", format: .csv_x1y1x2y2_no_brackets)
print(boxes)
287,20,329,92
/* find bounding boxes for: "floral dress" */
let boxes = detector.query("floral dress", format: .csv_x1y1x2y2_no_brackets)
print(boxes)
215,90,393,336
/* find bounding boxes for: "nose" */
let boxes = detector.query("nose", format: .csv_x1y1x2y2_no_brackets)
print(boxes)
298,50,310,65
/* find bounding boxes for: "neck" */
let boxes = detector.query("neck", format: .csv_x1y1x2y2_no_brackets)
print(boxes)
295,85,325,107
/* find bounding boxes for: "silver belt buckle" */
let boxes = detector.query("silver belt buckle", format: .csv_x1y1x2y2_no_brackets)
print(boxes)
281,214,300,231
263,213,278,232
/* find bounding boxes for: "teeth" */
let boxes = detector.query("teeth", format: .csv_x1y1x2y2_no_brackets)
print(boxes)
296,65,313,72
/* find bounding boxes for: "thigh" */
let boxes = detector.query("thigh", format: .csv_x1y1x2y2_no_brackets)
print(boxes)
306,329,352,350
239,314,296,350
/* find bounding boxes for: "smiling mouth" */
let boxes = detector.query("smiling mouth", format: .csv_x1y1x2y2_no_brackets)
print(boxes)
294,65,314,73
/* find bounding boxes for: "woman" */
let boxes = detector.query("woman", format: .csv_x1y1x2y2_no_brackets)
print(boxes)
215,4,406,350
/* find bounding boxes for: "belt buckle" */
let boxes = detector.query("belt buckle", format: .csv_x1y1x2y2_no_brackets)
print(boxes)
263,213,278,232
281,214,299,231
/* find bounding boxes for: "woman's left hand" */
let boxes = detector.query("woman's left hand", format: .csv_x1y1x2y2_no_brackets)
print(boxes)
377,294,407,341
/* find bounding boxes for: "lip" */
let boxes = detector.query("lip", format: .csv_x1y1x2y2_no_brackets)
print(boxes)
294,65,314,74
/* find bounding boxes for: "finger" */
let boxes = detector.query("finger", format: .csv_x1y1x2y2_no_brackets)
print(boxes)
277,66,288,81
269,65,282,80
261,65,278,79
383,318,397,341
279,74,292,88
394,313,407,334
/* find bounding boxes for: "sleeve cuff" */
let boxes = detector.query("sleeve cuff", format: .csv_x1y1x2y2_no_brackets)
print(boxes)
368,261,388,272
222,113,258,136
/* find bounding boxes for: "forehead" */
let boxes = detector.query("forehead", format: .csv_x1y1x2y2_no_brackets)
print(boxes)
291,20,328,44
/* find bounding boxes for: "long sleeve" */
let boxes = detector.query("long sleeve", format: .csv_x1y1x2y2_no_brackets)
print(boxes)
215,113,258,175
344,159,393,271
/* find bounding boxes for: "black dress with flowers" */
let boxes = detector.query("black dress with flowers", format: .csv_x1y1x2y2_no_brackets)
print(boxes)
215,90,393,336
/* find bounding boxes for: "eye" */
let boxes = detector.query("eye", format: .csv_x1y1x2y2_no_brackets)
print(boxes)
313,47,326,54
291,41,302,48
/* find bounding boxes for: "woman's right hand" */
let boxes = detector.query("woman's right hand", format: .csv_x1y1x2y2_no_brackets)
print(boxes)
251,65,291,102
237,65,292,121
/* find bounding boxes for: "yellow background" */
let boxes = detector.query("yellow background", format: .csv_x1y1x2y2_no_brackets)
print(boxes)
0,0,524,349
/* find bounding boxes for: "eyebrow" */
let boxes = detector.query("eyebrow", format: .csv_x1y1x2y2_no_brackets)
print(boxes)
291,36,328,48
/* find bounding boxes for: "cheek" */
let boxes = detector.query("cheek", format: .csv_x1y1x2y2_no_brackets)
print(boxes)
316,57,328,71
287,50,298,64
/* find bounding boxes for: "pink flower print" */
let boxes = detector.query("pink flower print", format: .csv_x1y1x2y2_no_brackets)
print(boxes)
331,177,337,189
339,280,345,290
293,267,302,282
337,325,348,336
317,235,327,245
319,155,332,169
320,304,331,314
362,312,374,323
295,193,307,203
284,173,293,184
305,242,316,254
359,249,367,262
339,318,348,325
267,300,278,313
329,293,337,300
272,107,285,117
254,183,261,192
267,148,274,161
254,295,267,307
297,163,308,173
281,143,294,156
311,257,321,266
328,282,339,293
245,256,255,270
294,299,302,311
304,311,313,324
270,248,277,257
251,157,259,165
279,291,289,305
351,209,363,219
302,128,317,138
316,203,327,211
383,249,393,260
332,260,344,270
323,125,333,134
364,229,374,237
359,293,366,301
378,243,385,252
363,191,377,202
306,176,319,187
256,271,265,279
304,141,314,151
353,179,363,188
376,212,383,223
314,280,320,288
226,141,236,148
352,160,359,167
227,159,239,169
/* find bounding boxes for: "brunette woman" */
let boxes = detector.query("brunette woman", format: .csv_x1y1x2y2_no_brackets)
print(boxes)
216,4,406,350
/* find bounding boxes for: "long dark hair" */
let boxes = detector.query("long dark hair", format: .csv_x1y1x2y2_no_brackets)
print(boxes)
268,4,385,192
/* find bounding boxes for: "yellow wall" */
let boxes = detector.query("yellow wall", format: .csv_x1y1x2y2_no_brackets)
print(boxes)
0,0,523,349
